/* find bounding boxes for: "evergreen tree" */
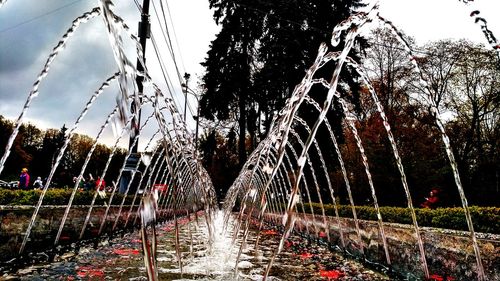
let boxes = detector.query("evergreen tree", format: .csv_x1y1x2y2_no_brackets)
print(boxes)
201,0,263,166
201,0,365,167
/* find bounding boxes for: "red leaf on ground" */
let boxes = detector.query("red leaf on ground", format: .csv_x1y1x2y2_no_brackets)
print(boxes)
161,226,173,232
113,248,140,255
429,274,443,281
300,252,314,259
261,229,278,235
77,266,104,279
319,269,343,279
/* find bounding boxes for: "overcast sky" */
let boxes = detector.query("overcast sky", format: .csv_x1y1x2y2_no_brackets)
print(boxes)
0,0,498,149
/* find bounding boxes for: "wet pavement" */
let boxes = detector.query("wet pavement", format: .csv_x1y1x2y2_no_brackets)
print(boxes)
1,211,393,280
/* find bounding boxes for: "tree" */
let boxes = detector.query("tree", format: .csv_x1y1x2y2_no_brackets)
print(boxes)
353,31,465,206
361,28,416,118
0,117,44,181
360,35,500,206
201,0,263,167
198,129,240,198
411,40,464,112
0,116,129,189
254,0,365,131
201,0,365,167
34,125,69,186
66,134,94,180
445,42,500,205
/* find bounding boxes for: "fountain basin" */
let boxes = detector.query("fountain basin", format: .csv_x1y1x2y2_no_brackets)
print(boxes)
0,205,143,263
266,213,500,281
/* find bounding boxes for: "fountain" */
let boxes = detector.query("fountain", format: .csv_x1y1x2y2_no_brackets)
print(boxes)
222,2,499,281
0,0,499,280
0,0,217,276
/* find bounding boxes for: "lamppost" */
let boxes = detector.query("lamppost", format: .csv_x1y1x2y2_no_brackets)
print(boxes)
121,0,150,194
183,73,190,122
181,85,201,150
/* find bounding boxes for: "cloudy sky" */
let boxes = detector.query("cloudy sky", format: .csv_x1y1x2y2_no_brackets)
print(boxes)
0,0,219,149
0,0,498,149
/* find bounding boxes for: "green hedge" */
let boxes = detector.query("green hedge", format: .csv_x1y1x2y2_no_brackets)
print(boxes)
0,188,136,206
299,203,500,234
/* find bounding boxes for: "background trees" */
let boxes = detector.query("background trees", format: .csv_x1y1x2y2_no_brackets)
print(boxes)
0,116,126,188
357,30,499,206
445,43,500,205
200,0,365,167
1,12,497,207
198,0,499,206
198,129,240,199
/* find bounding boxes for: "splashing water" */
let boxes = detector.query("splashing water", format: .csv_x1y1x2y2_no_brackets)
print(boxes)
99,0,140,134
1,0,497,280
376,14,486,281
0,7,101,177
141,193,159,281
221,0,494,280
260,5,383,279
0,3,217,279
462,1,500,67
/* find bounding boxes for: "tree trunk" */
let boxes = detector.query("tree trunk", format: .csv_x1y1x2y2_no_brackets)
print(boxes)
239,91,247,167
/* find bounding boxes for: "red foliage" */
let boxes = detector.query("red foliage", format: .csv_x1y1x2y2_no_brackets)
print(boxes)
284,240,293,248
429,274,455,281
319,269,344,279
429,275,443,281
299,252,314,259
261,229,278,235
161,224,174,232
113,248,140,255
77,266,105,280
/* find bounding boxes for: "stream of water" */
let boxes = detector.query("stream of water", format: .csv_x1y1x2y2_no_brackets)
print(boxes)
0,0,497,280
3,211,395,281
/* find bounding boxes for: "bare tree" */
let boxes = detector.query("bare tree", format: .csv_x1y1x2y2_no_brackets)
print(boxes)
362,27,415,117
449,43,499,166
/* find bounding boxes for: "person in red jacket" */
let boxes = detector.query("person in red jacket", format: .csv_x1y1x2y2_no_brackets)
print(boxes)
96,176,106,191
420,189,440,209
18,168,30,190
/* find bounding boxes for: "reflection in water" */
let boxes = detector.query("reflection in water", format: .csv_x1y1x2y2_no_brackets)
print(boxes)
5,211,392,280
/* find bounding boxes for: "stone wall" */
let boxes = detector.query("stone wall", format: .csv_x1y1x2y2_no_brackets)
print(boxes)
0,205,141,262
267,213,500,281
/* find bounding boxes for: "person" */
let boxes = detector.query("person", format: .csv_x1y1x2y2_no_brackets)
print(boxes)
18,168,30,190
84,174,95,190
33,176,43,189
96,176,106,191
74,176,85,190
420,188,440,209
